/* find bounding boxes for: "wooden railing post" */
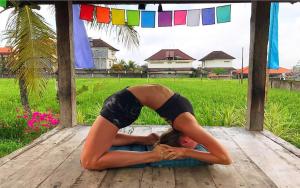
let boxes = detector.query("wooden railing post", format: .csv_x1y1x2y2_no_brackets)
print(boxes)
246,2,271,131
55,1,77,128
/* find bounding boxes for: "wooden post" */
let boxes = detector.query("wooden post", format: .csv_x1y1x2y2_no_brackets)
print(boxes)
246,2,271,131
241,47,244,84
55,2,77,128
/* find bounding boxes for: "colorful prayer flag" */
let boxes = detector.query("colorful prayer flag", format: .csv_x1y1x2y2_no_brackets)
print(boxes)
111,9,125,25
73,5,94,69
141,11,156,28
187,9,201,27
0,0,6,8
268,3,279,69
216,5,231,23
174,10,187,25
202,8,215,25
127,10,140,26
96,6,110,23
79,4,94,21
158,11,172,27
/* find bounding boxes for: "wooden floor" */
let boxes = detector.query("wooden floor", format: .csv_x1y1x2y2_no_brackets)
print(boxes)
0,125,299,188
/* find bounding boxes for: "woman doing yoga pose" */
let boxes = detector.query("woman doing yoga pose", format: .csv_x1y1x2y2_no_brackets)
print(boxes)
80,84,232,170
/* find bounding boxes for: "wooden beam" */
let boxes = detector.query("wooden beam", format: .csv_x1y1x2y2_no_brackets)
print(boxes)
8,0,299,5
246,2,271,131
55,1,77,128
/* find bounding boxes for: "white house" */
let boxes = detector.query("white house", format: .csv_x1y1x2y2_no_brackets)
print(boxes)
145,49,196,74
89,38,119,70
293,61,300,73
199,51,235,74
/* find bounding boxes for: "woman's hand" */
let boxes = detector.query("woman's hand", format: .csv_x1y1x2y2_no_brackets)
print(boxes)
152,144,170,160
145,133,160,145
162,145,187,160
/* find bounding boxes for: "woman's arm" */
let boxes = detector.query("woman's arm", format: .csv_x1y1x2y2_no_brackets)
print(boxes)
162,145,231,165
172,113,233,165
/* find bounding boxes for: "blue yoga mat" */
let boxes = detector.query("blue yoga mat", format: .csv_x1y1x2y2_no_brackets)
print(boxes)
109,144,210,168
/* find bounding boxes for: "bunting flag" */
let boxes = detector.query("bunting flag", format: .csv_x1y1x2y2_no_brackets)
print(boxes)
141,11,156,28
73,5,94,69
174,10,187,25
0,0,6,8
187,9,201,26
216,5,231,23
202,8,215,25
127,10,140,26
78,4,232,28
96,6,110,23
268,3,279,69
79,4,94,21
158,11,172,27
111,9,125,25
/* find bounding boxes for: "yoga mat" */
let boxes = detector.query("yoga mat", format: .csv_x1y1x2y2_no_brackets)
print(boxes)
109,144,210,168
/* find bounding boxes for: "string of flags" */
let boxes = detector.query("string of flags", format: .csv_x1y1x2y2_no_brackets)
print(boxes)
79,4,231,28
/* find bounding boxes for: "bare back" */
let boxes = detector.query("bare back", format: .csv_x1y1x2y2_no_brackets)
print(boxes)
127,84,174,110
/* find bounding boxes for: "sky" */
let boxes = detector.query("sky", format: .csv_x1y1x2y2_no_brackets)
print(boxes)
1,3,300,69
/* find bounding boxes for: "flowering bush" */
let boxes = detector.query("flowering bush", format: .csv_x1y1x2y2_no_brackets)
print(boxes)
16,108,59,133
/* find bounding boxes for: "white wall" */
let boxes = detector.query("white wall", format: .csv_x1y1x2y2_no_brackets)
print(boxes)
148,60,194,69
93,58,107,69
202,59,233,68
91,47,117,69
107,49,117,69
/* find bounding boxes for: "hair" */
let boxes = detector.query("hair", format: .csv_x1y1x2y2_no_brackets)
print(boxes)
157,128,182,147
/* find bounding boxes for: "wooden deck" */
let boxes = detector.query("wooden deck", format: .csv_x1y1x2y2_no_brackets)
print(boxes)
0,125,299,188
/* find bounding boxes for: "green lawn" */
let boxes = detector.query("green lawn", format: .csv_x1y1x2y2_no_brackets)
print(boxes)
0,78,299,157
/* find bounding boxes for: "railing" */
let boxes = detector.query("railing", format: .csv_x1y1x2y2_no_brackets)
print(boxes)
270,78,300,92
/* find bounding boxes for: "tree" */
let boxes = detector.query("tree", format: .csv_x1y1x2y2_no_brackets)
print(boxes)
89,18,139,50
127,60,137,71
111,63,124,72
118,59,127,70
3,3,56,115
212,68,227,75
2,2,140,115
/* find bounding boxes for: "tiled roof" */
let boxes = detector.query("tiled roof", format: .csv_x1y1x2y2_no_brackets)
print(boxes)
0,47,12,55
234,67,291,74
145,49,196,61
91,39,119,51
199,51,235,61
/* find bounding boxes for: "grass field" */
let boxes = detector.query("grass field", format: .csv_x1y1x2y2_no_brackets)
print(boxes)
0,78,299,157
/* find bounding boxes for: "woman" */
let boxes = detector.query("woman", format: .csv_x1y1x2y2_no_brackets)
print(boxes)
80,84,232,170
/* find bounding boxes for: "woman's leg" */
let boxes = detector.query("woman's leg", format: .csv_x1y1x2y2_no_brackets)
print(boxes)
80,116,162,170
112,132,159,146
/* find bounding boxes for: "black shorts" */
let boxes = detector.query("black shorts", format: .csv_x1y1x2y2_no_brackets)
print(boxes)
155,93,194,125
100,87,143,129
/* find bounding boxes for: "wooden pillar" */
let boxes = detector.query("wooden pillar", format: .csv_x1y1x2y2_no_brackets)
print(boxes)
246,2,271,131
55,1,77,128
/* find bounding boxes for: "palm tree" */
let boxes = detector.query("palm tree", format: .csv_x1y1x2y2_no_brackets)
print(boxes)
89,16,140,50
2,2,140,115
3,3,56,115
127,60,137,72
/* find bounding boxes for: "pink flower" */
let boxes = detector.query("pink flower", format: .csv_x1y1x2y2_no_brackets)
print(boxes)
50,119,59,125
27,119,36,128
40,114,46,121
32,112,41,118
23,115,29,119
41,123,50,128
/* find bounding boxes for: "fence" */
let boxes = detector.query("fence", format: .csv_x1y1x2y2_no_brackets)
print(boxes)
270,79,300,91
